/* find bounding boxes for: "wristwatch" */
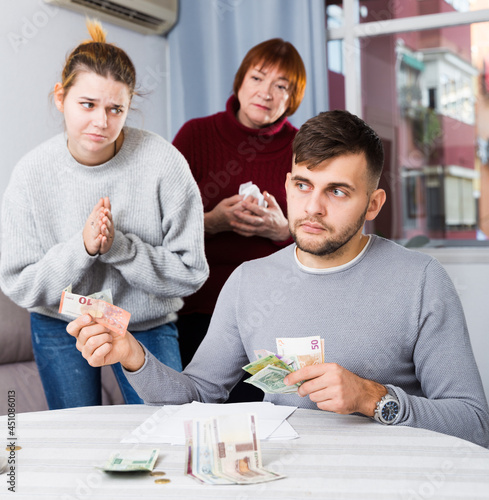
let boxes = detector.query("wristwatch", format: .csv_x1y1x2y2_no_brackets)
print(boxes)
373,392,400,424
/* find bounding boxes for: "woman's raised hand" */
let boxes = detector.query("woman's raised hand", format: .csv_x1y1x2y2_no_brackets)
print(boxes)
83,197,114,255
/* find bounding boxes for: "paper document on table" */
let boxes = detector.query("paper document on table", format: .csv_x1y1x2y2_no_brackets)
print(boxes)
185,413,285,485
121,402,298,445
98,448,159,472
266,419,300,440
59,289,130,336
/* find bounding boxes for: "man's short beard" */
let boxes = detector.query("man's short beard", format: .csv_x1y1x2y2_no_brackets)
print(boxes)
292,231,353,256
289,206,368,257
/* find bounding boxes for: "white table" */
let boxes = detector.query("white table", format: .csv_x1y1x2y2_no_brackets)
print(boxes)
1,404,489,499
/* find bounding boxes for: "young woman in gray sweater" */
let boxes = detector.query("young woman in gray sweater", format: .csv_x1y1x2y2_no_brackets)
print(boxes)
0,20,208,409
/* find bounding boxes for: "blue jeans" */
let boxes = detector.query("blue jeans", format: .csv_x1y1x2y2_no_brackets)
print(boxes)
30,313,182,409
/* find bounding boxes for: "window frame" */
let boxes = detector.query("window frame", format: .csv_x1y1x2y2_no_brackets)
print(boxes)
327,2,489,116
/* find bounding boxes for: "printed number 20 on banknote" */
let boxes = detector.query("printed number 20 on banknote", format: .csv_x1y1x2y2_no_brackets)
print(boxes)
59,291,131,336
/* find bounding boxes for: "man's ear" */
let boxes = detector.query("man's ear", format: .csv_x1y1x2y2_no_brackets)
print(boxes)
53,82,65,112
285,171,291,190
365,188,386,221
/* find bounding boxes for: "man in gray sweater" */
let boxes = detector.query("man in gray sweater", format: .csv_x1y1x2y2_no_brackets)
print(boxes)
68,110,489,448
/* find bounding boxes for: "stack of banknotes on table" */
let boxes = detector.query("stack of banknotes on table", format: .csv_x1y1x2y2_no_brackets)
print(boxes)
184,413,284,485
58,285,131,336
243,336,324,394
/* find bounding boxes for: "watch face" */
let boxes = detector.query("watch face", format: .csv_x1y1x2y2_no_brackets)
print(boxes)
381,400,399,422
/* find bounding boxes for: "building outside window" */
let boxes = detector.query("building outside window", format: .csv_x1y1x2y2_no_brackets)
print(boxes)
326,0,489,244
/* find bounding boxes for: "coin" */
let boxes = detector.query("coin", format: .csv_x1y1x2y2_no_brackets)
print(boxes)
154,478,171,484
150,471,166,476
5,446,21,451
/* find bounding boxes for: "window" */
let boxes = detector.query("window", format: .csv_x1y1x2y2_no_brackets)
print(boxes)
326,0,489,244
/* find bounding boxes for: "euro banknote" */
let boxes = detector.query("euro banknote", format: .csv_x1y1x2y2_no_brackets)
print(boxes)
276,336,324,367
99,448,159,472
244,365,299,394
242,336,324,394
58,289,131,336
242,354,293,376
184,413,284,485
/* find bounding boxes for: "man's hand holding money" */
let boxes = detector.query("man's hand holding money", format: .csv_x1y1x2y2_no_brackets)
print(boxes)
283,363,387,418
66,315,145,372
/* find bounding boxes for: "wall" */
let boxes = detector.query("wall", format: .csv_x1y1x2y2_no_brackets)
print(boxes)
166,0,328,139
0,0,169,206
421,247,489,402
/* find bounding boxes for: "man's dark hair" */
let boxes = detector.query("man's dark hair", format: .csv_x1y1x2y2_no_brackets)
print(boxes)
292,110,384,188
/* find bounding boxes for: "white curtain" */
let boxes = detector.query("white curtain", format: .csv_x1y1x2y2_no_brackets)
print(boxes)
167,0,328,139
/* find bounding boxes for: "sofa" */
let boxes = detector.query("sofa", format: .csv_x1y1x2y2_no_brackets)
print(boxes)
0,287,124,415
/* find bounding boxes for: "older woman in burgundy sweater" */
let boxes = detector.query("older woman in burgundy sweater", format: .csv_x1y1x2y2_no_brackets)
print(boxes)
173,39,306,399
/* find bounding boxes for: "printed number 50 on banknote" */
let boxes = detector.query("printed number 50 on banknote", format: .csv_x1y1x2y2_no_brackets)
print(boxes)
276,336,324,368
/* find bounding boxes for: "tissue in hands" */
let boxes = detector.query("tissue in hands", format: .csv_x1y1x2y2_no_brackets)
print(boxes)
239,181,268,208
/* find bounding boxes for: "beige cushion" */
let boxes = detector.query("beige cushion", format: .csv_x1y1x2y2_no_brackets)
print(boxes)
0,289,33,364
0,362,124,414
0,361,48,413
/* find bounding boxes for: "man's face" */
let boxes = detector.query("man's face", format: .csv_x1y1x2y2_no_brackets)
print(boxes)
285,153,380,263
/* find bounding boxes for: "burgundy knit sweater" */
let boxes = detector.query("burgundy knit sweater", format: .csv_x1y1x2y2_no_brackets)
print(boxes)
173,95,297,315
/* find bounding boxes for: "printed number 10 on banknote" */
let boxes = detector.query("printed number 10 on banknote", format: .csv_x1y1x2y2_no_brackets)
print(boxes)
59,291,131,337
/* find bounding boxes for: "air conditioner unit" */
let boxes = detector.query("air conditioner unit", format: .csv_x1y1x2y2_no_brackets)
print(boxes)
44,0,178,36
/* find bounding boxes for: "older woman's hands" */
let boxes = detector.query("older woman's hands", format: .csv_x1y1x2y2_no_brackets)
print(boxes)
203,194,246,234
230,191,290,241
204,191,290,241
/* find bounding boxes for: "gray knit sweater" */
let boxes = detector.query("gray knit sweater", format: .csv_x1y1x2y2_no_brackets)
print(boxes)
125,236,489,447
0,127,209,330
